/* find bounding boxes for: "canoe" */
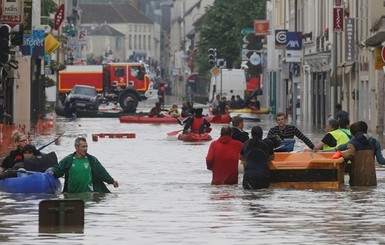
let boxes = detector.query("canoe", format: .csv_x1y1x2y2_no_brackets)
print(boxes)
269,152,345,190
119,115,231,124
228,108,270,114
120,115,177,124
177,133,212,142
275,139,296,152
55,106,147,118
229,112,260,122
0,172,61,194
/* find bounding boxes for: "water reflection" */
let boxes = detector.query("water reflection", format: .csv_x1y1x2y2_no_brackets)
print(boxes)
1,115,385,244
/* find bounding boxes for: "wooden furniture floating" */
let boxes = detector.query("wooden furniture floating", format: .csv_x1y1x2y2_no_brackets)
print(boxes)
269,152,345,190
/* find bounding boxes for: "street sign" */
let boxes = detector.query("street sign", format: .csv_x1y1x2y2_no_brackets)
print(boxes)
241,28,254,36
381,46,385,63
210,67,220,77
54,4,65,30
248,52,261,65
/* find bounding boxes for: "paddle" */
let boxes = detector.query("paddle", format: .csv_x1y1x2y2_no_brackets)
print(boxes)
167,129,183,136
37,132,65,151
167,115,221,136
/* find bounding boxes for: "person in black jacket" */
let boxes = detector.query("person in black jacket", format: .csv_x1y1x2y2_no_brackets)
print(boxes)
267,112,314,150
0,131,29,174
230,116,249,143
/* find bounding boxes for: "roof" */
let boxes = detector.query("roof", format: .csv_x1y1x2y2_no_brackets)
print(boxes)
83,24,125,37
79,2,153,25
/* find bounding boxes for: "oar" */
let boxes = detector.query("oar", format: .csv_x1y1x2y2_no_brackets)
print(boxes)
167,130,183,136
37,132,65,151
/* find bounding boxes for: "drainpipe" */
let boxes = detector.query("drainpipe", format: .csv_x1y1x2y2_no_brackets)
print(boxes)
355,0,359,123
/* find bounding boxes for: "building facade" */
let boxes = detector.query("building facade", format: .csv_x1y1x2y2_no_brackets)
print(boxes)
79,2,160,64
266,0,385,135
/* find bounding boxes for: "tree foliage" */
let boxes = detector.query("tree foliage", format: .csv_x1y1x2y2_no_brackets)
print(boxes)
41,0,58,27
197,0,266,74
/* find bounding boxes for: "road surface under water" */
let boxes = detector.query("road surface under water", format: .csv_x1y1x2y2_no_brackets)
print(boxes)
1,110,385,245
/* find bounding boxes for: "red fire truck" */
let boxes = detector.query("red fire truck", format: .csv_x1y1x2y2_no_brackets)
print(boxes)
58,62,151,112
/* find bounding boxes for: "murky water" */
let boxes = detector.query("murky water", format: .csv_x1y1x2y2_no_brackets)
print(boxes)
1,112,385,245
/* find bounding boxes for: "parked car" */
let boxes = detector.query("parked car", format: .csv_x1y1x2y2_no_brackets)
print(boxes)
67,85,100,111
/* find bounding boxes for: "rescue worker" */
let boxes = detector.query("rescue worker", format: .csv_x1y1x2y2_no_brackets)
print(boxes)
183,108,210,134
313,118,350,151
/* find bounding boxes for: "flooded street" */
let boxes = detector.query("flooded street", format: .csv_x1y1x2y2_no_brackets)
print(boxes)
1,108,385,244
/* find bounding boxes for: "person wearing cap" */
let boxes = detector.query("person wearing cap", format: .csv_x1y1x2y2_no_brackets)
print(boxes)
182,108,211,134
148,102,164,118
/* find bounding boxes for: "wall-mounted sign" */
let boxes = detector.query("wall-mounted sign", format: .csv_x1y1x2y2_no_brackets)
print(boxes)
344,18,355,62
275,29,287,48
21,30,45,58
2,0,22,16
254,20,269,36
333,7,344,32
285,32,302,50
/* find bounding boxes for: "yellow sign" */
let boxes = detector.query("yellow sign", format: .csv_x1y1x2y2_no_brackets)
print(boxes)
45,34,61,54
210,67,220,77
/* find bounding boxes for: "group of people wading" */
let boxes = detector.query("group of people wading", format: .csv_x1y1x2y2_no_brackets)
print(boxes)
206,103,383,189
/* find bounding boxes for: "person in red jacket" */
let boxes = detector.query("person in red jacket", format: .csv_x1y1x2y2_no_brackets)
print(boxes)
206,126,243,185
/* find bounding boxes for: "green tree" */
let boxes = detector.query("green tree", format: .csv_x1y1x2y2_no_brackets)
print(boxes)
41,0,58,28
197,0,266,74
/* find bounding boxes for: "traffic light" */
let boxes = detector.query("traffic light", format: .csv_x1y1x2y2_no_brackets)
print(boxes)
217,58,226,68
0,25,11,63
208,48,217,66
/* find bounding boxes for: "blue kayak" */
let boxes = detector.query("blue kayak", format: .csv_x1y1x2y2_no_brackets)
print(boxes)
0,172,61,194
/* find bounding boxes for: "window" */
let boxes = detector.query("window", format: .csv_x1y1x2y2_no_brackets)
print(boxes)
115,66,124,77
116,37,123,50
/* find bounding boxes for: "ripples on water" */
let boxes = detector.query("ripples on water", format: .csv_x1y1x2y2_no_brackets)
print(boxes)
1,115,385,245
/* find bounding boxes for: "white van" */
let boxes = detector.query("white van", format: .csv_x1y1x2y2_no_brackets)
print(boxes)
208,69,246,102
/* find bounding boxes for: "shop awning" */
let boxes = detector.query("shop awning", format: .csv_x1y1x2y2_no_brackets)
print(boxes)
365,31,385,47
304,53,331,72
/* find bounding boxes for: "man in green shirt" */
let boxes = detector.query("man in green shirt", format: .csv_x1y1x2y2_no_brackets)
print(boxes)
47,137,119,193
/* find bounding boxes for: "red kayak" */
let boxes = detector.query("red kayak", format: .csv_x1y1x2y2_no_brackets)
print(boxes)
119,115,231,124
119,116,178,124
177,133,212,142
